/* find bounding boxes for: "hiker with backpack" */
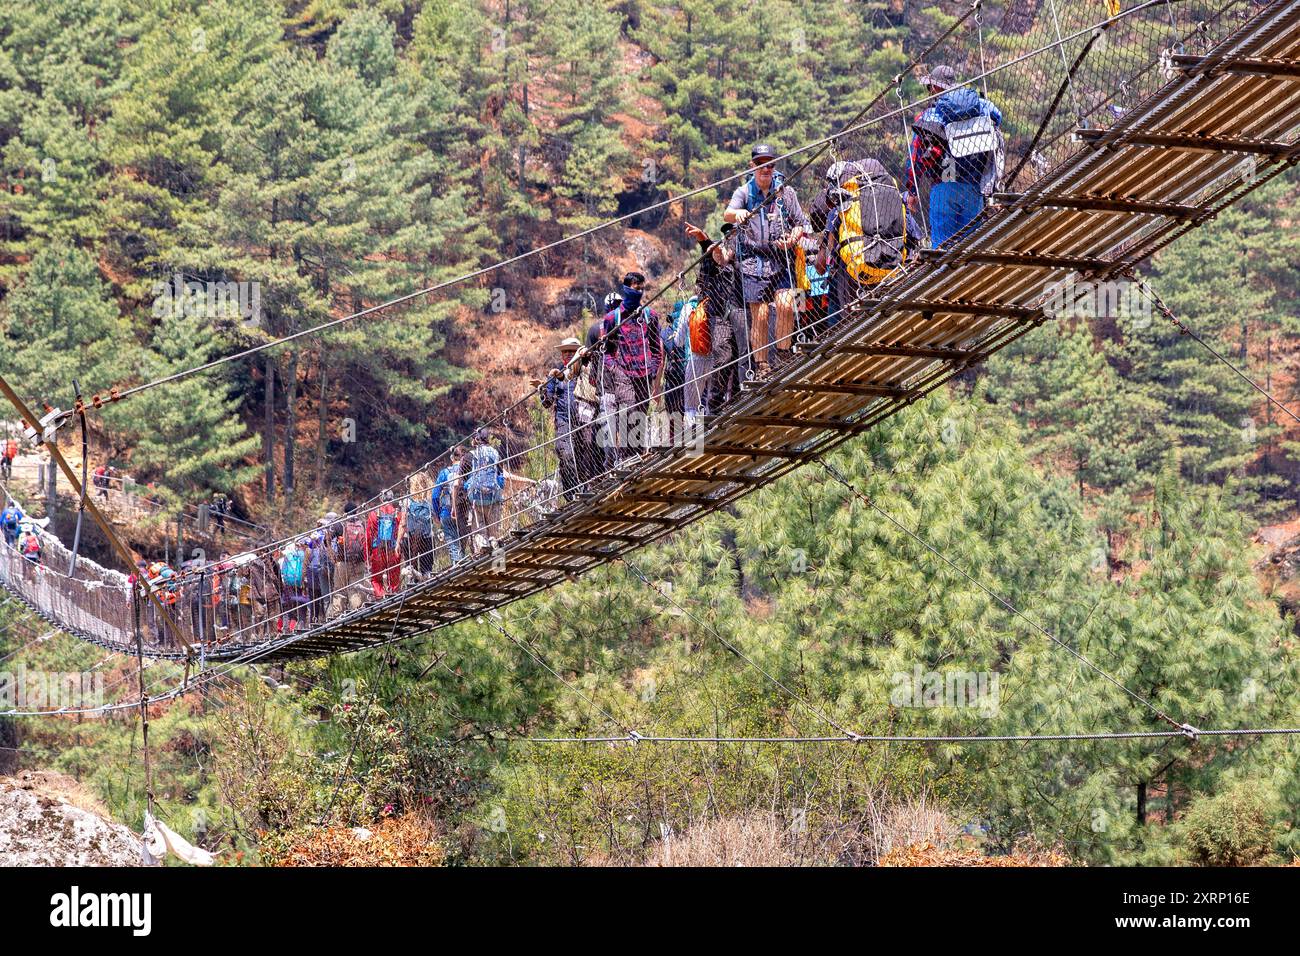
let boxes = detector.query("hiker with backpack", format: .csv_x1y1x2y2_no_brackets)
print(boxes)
277,539,310,634
398,472,436,579
433,450,465,565
18,526,42,565
143,558,180,645
661,303,690,443
684,222,750,416
306,517,336,623
802,161,868,333
815,157,925,325
1,435,17,482
462,430,505,554
328,502,368,619
905,64,1004,248
724,143,810,379
600,273,664,463
540,338,584,499
1,500,22,549
569,342,603,486
365,489,403,599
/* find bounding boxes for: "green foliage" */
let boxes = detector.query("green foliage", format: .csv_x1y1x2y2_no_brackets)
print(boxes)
127,309,261,504
0,243,139,418
1177,779,1279,866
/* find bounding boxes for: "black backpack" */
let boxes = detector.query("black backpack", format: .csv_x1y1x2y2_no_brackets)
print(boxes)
834,174,909,281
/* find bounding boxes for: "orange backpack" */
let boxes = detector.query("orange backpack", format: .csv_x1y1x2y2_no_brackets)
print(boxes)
688,299,711,356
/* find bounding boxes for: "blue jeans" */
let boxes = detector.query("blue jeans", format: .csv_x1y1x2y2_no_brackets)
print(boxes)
929,181,984,247
440,511,461,564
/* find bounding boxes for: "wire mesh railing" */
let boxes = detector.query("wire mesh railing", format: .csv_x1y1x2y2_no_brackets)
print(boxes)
2,0,1286,662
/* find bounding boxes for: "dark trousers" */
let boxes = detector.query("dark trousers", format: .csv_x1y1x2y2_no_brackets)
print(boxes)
707,306,751,412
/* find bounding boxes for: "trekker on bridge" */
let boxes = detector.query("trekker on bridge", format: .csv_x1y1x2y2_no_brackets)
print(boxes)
328,502,368,619
569,340,602,487
905,65,1004,248
540,337,584,500
277,538,310,634
816,157,923,327
399,473,436,580
685,222,750,415
366,490,402,600
1,500,22,548
463,430,504,555
433,450,464,566
18,525,41,565
143,558,179,645
1,435,17,482
306,517,336,623
601,273,663,463
725,143,809,379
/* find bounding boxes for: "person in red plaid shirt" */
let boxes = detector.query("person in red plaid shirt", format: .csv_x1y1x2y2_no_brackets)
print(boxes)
600,271,663,462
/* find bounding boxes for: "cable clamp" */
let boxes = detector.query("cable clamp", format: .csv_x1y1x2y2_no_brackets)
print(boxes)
845,731,864,743
23,407,67,446
1179,723,1200,741
627,730,645,743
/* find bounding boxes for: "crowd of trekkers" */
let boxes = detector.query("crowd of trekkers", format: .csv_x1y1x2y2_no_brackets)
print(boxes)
5,68,1003,647
536,66,1002,500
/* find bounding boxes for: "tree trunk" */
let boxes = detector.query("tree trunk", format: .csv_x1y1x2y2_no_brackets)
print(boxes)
263,356,276,498
316,351,328,491
1136,781,1147,827
284,349,298,496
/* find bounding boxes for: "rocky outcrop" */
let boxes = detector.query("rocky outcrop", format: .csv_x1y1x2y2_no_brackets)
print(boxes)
0,773,143,866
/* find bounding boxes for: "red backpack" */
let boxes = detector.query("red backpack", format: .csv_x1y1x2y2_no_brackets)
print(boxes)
22,534,40,556
342,518,367,561
3,439,17,460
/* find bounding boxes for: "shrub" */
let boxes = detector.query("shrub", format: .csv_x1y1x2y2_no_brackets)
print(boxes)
1179,783,1278,867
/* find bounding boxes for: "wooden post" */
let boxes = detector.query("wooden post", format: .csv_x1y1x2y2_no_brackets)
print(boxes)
0,374,193,654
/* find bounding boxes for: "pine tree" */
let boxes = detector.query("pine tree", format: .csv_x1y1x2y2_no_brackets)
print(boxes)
0,243,138,418
131,308,261,506
98,0,280,299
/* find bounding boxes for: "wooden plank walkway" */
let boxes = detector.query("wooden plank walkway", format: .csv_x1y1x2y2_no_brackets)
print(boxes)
247,0,1300,662
8,1,1300,664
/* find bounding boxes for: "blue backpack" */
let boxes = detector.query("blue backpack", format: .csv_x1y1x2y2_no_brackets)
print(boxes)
434,469,455,514
804,259,830,298
1,506,20,532
374,509,397,548
664,299,693,377
407,499,432,537
465,448,502,505
281,548,305,587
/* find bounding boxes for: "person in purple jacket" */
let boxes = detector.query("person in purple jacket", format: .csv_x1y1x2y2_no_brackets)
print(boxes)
600,271,663,463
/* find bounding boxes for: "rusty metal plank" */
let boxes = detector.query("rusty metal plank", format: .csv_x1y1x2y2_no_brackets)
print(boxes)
1076,127,1299,156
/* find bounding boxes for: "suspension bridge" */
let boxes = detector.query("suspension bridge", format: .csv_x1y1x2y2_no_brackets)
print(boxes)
3,0,1299,677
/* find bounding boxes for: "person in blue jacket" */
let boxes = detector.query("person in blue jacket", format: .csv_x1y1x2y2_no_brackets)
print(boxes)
904,65,1004,247
433,447,465,565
